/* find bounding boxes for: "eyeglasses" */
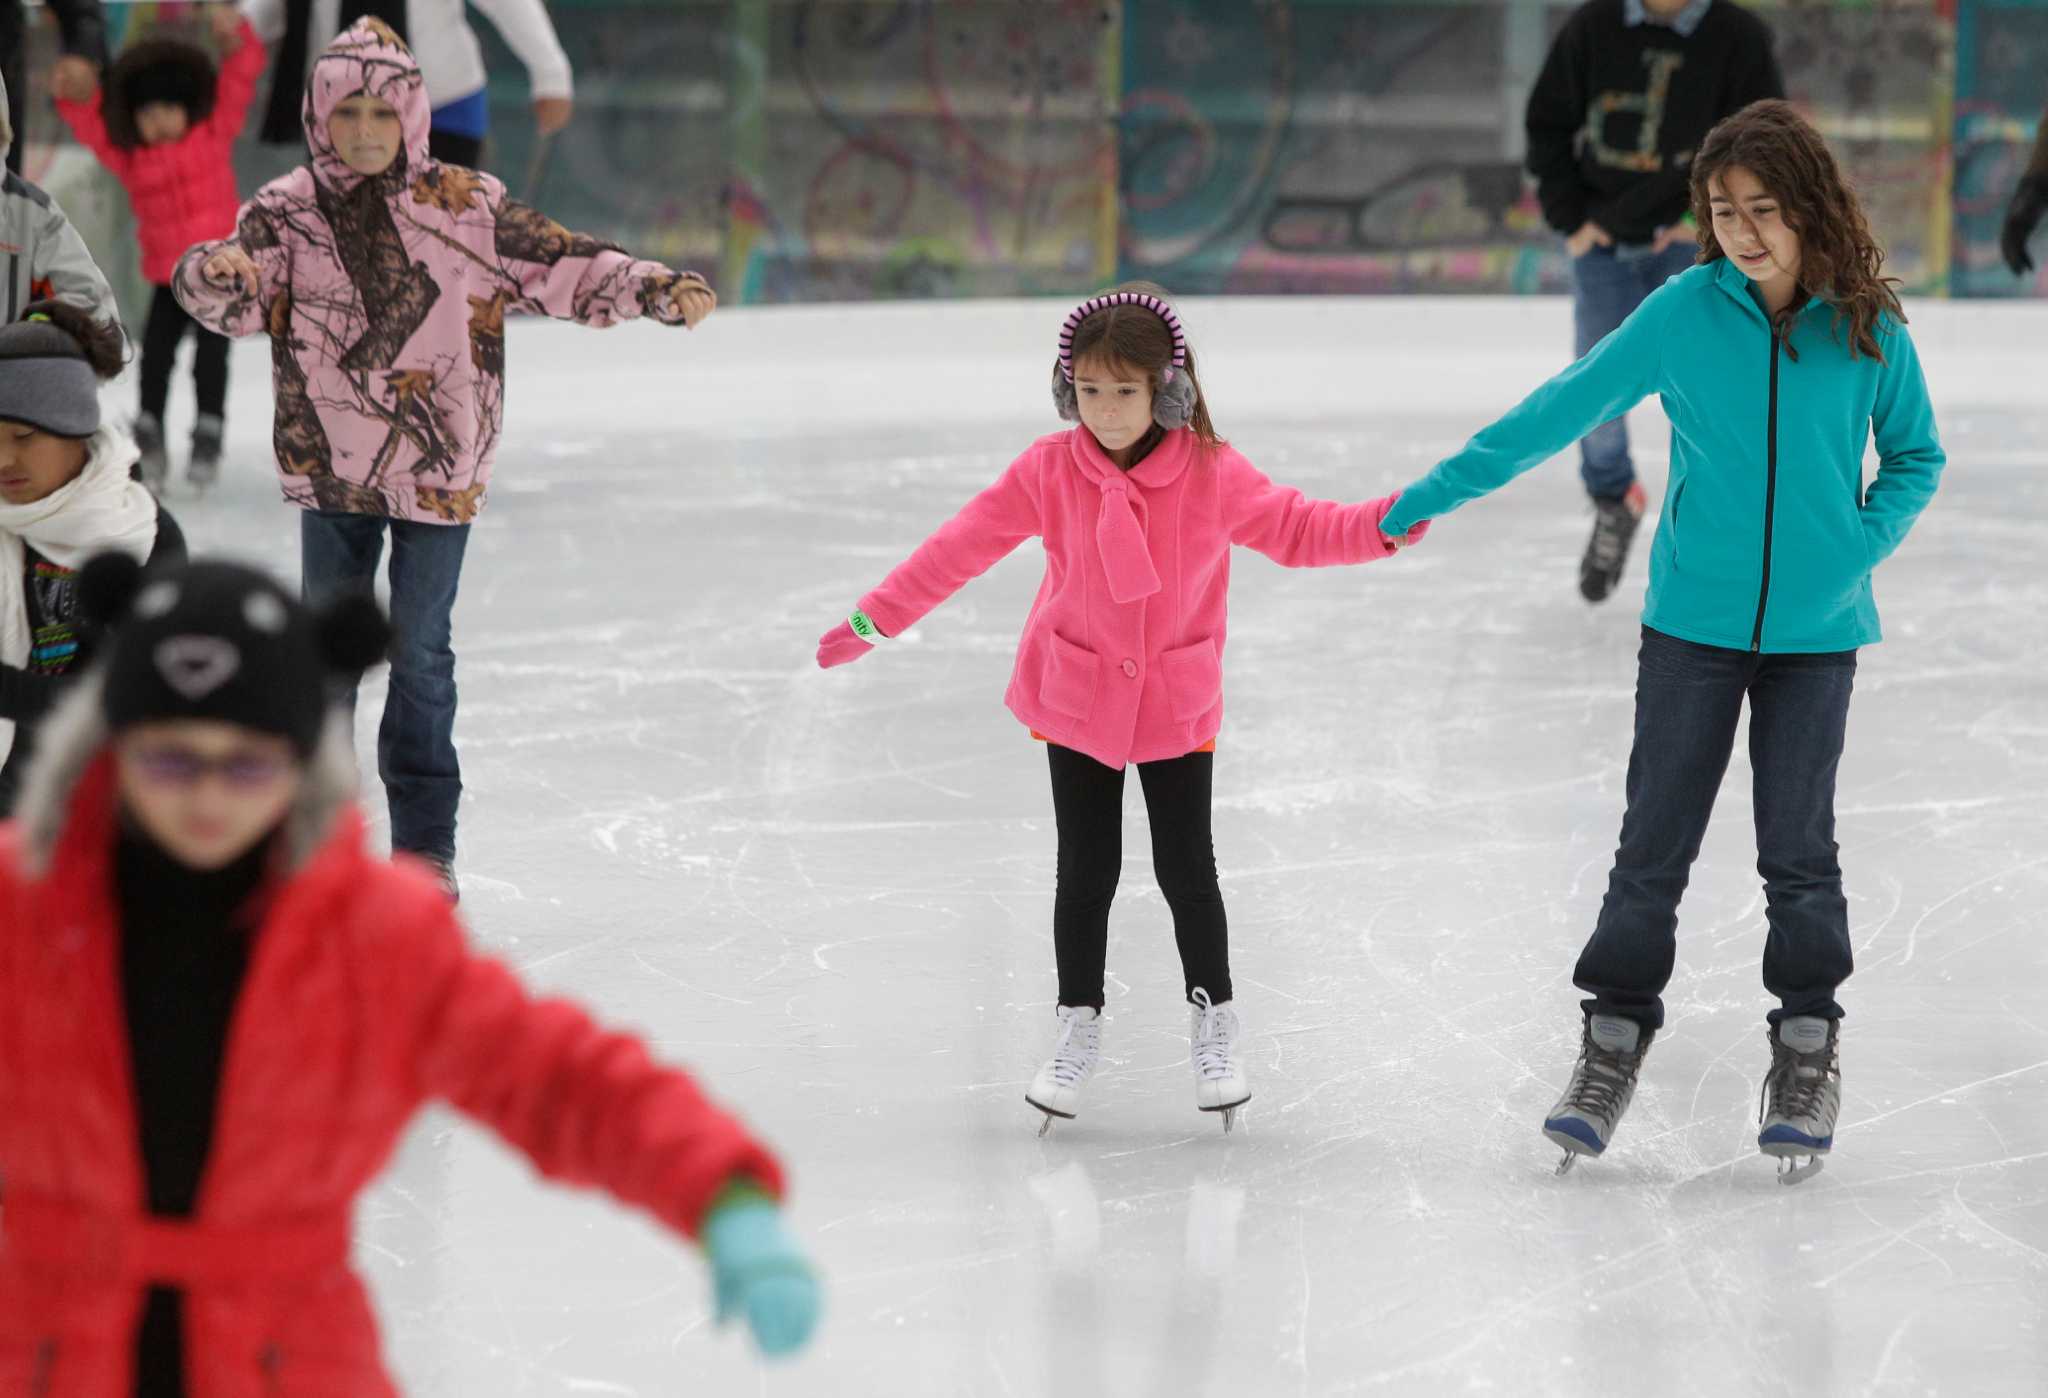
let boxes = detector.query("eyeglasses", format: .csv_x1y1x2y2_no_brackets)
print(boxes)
125,745,295,790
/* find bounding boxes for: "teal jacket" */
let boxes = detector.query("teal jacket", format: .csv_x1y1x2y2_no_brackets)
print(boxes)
1381,259,1945,653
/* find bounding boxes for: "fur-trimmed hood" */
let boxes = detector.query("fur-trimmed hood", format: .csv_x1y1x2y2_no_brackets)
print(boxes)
12,664,362,879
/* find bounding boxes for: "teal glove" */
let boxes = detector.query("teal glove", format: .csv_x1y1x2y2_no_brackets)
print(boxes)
701,1187,821,1359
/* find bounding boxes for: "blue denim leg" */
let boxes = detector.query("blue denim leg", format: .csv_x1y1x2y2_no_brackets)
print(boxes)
1748,648,1858,1025
300,510,389,722
379,519,470,860
1575,628,1749,1030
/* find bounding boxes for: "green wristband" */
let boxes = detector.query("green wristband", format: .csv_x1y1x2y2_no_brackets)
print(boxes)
848,609,889,644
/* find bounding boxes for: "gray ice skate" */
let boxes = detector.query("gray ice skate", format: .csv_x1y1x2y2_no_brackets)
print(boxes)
1542,1013,1653,1175
1757,1016,1840,1185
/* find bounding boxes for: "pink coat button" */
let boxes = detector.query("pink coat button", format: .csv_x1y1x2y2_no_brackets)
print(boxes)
1121,659,1138,678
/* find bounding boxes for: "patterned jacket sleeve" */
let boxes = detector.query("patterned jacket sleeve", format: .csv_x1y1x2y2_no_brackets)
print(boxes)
491,191,699,329
173,198,291,339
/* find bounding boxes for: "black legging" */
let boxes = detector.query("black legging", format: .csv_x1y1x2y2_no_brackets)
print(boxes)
140,284,229,423
1048,742,1231,1010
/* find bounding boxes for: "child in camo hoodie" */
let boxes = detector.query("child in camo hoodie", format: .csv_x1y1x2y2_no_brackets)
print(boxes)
174,18,715,897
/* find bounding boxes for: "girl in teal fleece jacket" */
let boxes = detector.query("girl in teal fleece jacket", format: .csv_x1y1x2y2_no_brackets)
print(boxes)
1379,101,1945,1182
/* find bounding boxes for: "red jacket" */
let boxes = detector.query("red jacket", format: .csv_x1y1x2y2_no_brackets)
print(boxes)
55,22,267,285
0,737,784,1396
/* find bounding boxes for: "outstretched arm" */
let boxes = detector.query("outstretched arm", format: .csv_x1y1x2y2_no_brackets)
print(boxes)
173,202,290,339
1225,452,1421,566
818,452,1042,666
1376,276,1681,538
492,191,713,328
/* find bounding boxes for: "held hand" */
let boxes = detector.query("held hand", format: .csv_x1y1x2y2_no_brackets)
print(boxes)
2002,176,2046,278
532,96,573,137
703,1196,822,1359
816,620,874,669
669,274,717,330
1566,221,1614,259
1382,519,1431,551
202,248,262,298
49,55,98,103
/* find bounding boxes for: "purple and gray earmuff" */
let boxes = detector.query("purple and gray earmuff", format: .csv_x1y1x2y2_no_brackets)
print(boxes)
1051,290,1197,431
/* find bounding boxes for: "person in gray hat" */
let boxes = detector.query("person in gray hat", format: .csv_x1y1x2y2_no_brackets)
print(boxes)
0,299,183,806
0,73,122,327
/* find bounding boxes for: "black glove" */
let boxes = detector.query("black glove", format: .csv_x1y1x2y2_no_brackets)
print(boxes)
2002,174,2048,277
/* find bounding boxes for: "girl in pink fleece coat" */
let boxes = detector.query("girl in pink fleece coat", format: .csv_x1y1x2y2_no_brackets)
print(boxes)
815,285,1426,1135
171,18,714,898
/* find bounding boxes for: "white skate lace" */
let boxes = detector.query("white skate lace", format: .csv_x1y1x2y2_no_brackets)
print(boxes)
1047,1012,1095,1088
1191,988,1236,1081
1758,1031,1837,1125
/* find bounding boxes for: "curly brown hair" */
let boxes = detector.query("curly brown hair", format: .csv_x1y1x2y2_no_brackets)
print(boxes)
1689,100,1903,363
1063,280,1221,448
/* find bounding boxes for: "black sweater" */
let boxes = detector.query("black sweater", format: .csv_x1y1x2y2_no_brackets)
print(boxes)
1524,0,1783,244
0,506,185,808
116,824,274,1398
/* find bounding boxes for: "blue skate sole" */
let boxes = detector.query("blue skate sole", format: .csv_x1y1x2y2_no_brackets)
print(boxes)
1542,1117,1606,1157
1757,1124,1832,1155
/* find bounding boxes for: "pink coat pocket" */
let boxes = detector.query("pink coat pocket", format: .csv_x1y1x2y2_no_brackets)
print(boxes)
1039,631,1101,721
1161,639,1222,723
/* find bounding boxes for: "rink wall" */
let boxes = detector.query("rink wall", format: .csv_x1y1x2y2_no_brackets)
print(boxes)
12,0,2048,316
514,294,2048,443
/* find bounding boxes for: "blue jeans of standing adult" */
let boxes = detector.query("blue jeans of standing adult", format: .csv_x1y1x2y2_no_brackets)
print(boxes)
1575,627,1859,1032
1571,241,1699,500
300,511,471,860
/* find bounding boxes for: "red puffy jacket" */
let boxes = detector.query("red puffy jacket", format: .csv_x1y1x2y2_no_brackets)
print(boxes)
0,743,785,1397
55,22,267,285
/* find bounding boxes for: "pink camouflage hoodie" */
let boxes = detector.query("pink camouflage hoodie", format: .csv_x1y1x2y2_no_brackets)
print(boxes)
844,425,1416,770
172,19,703,526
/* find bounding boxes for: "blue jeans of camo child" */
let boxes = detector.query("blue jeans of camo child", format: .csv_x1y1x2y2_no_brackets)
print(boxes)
300,510,471,862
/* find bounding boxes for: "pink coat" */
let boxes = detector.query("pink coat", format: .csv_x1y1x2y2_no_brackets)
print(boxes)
855,427,1409,769
55,22,267,286
172,19,701,526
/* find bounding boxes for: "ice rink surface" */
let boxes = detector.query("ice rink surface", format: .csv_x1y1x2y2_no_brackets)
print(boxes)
162,293,2047,1396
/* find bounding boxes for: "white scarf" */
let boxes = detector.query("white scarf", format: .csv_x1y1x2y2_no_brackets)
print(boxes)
0,426,162,758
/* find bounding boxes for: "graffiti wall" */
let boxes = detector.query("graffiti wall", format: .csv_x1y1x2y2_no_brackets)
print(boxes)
16,0,2048,304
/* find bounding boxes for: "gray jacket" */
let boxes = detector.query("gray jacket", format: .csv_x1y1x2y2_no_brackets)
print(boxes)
0,74,120,327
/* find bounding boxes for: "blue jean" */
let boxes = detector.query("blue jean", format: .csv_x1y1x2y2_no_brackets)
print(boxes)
1576,627,1858,1032
1570,242,1698,500
300,511,471,860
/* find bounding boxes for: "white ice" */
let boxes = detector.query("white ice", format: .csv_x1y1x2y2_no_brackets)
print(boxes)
159,293,2047,1396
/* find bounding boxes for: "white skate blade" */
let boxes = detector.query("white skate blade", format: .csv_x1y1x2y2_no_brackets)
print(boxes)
1027,1094,1076,1136
1774,1155,1826,1185
1543,1126,1605,1164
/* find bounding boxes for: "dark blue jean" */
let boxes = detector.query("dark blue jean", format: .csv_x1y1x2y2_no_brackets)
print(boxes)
1576,627,1858,1032
1570,242,1699,499
300,511,471,860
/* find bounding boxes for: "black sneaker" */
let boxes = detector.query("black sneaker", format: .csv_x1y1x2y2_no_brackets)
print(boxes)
1579,481,1647,604
189,413,225,491
133,412,168,493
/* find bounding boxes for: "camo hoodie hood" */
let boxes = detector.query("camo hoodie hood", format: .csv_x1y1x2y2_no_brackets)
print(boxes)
304,17,430,194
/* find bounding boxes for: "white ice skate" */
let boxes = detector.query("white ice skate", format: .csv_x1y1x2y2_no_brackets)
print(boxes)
1757,1016,1840,1185
1190,988,1250,1132
1026,1004,1101,1136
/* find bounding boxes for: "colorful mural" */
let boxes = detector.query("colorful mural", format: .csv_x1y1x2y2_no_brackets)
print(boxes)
18,0,2048,303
